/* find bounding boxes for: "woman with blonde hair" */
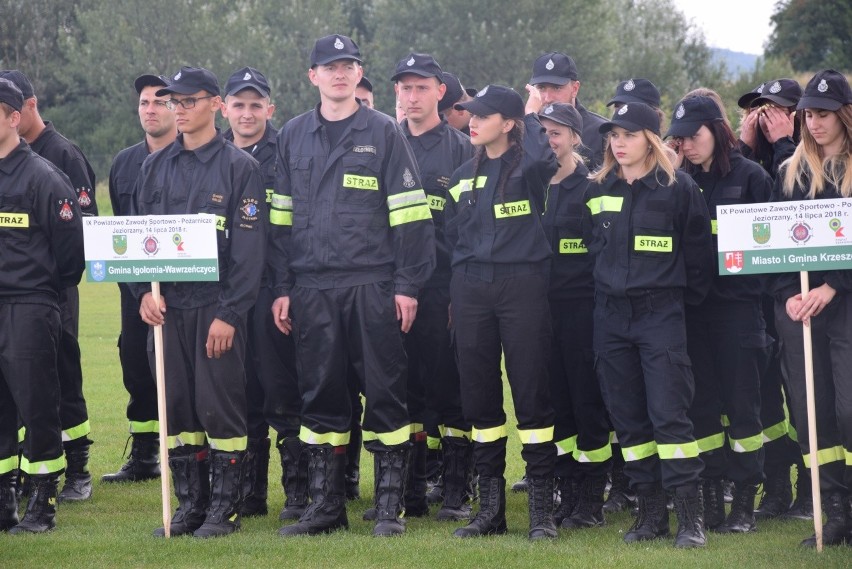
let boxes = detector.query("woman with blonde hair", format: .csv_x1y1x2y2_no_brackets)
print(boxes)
771,69,852,547
584,102,714,548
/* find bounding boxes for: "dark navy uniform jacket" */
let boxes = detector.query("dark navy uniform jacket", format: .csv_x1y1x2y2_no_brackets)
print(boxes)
109,141,149,217
224,120,278,199
0,140,84,302
401,118,472,289
444,114,558,279
269,104,435,298
130,131,267,327
583,167,714,305
542,162,594,301
30,121,97,217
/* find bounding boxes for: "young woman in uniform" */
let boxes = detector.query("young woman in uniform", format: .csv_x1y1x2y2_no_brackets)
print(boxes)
444,84,558,540
583,102,714,548
771,69,852,547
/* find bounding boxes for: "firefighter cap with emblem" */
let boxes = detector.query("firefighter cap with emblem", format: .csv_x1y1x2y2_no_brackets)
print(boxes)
390,53,444,83
600,102,661,136
607,78,661,108
666,96,723,138
0,78,23,111
156,66,220,97
797,69,852,112
454,84,525,119
225,67,270,98
310,34,362,67
738,78,802,110
530,52,579,86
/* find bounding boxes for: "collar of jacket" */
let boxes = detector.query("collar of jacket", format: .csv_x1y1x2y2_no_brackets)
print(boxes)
402,117,447,150
307,102,370,134
0,139,28,174
164,129,225,163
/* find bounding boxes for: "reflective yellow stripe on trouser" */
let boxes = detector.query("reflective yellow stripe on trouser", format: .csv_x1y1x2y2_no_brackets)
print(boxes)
695,432,725,453
621,441,658,461
472,425,507,444
300,426,350,447
129,420,159,434
209,436,248,452
427,436,441,450
0,455,17,475
762,419,788,442
803,445,844,468
574,442,613,463
517,426,554,445
20,455,65,475
441,426,471,441
729,432,763,453
62,420,91,442
555,435,577,457
362,425,410,447
658,442,700,460
845,448,852,466
167,431,206,449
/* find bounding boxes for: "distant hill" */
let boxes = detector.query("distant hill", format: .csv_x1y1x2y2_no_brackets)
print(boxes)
711,48,760,78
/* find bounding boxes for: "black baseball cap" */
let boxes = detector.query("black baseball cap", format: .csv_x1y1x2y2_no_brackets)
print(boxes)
539,103,583,136
666,96,723,137
737,82,766,109
797,69,852,112
607,78,661,108
390,53,443,83
0,70,34,99
310,34,361,67
742,78,802,109
0,78,23,111
599,102,660,136
530,52,578,86
454,84,524,119
134,74,169,95
439,72,464,113
357,77,373,92
225,67,270,98
157,66,220,97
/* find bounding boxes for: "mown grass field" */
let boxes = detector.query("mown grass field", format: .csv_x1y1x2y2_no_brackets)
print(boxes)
2,192,848,567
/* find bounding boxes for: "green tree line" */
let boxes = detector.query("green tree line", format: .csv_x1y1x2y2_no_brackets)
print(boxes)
1,0,848,183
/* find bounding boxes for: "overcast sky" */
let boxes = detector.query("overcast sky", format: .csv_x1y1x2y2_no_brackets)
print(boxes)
672,0,781,55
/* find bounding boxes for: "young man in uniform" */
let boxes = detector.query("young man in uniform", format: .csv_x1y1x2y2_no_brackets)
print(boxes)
131,66,267,538
269,34,435,538
391,53,474,521
527,53,606,169
102,73,176,484
0,78,85,533
355,77,374,109
0,69,97,503
440,72,471,135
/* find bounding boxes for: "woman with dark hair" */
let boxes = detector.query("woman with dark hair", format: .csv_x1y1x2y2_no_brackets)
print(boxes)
771,69,852,547
444,84,558,540
584,102,714,548
668,94,774,535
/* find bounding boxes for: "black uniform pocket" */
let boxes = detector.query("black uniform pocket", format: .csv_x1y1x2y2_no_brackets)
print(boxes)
0,195,32,243
289,156,312,195
339,155,382,206
632,212,675,258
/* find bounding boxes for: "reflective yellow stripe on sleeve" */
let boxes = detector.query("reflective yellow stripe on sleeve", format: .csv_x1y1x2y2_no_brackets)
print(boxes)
270,193,293,226
388,189,431,227
711,219,718,235
586,195,623,214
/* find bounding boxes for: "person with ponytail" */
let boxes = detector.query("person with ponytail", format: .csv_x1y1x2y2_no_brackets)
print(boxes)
584,102,714,548
770,69,852,548
444,84,558,541
668,93,774,535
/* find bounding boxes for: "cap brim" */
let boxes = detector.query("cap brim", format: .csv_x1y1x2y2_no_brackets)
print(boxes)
226,82,270,98
737,92,761,109
156,84,203,96
134,74,168,95
752,94,796,108
454,99,498,116
312,55,362,67
529,75,573,86
665,121,704,138
600,119,648,135
390,70,441,82
797,95,842,111
538,114,581,134
607,94,657,107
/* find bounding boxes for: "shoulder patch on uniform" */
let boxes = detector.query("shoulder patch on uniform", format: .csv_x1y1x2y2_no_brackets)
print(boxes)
353,145,376,155
77,188,92,208
402,168,415,189
240,197,259,223
58,199,74,222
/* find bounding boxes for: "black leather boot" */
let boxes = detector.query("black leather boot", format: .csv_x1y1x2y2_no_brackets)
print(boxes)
454,476,507,537
278,445,348,536
552,476,578,526
510,475,529,493
194,451,244,537
436,437,473,521
9,473,59,534
784,463,813,520
373,447,408,537
153,449,210,537
624,484,670,543
800,492,849,547
562,475,606,529
404,435,429,517
425,444,443,504
58,443,92,502
278,436,308,521
527,477,557,540
603,463,635,513
701,478,725,530
716,483,758,533
241,437,269,517
102,434,161,483
673,484,706,548
754,466,792,519
345,427,361,500
0,471,19,531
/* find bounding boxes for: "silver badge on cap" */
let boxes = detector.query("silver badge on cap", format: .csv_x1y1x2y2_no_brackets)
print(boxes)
624,79,635,92
174,71,182,81
756,83,764,93
618,104,628,116
243,72,252,80
477,86,488,97
544,105,554,115
769,81,781,94
334,37,344,50
545,59,555,71
676,104,685,119
818,79,828,93
407,57,415,66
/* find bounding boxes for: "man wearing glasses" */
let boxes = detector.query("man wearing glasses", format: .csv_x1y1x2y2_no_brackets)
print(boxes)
102,74,176,486
130,66,267,538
